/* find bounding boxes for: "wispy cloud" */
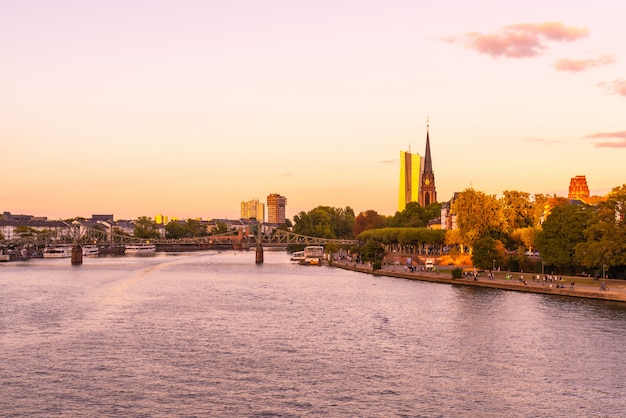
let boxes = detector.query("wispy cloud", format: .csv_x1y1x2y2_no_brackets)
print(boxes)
584,131,626,148
451,22,589,58
599,79,626,96
555,54,616,72
381,159,396,164
526,137,562,145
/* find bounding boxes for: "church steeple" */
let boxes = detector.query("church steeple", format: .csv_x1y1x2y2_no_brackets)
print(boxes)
419,118,437,207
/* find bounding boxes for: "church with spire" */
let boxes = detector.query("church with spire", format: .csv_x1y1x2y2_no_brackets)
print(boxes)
419,121,437,207
398,119,437,212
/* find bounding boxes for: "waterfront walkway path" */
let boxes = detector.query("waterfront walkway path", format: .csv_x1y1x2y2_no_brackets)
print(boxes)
330,261,626,303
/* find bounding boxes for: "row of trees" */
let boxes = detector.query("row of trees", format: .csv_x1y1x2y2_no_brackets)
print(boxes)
290,185,626,278
290,202,444,240
441,186,625,278
133,217,229,239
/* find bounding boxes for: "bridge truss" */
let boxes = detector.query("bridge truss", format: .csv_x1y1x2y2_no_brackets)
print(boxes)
3,224,357,248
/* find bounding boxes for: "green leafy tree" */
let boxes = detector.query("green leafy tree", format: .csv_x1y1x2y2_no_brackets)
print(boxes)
212,221,229,235
536,203,593,273
531,194,549,225
389,202,442,228
451,188,506,251
165,221,187,239
353,210,388,236
292,206,355,239
360,240,385,263
575,184,626,275
510,226,541,253
185,219,208,237
134,216,161,239
471,236,507,271
501,190,534,231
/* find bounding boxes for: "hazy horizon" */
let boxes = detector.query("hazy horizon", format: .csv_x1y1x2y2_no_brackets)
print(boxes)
2,0,624,221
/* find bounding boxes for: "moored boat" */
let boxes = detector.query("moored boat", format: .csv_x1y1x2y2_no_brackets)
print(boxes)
82,244,100,256
43,245,72,258
291,251,305,262
301,245,324,265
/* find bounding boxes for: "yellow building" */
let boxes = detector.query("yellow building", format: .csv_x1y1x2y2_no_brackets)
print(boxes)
241,199,265,222
398,150,422,212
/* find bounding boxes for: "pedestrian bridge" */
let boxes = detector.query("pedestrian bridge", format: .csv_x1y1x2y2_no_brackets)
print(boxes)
6,224,357,250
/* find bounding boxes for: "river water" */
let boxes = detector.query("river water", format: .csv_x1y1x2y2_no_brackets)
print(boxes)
1,251,625,417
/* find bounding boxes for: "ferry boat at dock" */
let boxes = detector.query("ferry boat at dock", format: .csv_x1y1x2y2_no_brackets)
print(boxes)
302,245,324,265
291,250,305,262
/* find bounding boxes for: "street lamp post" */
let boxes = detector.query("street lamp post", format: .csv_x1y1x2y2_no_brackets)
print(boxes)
541,261,545,275
603,264,607,279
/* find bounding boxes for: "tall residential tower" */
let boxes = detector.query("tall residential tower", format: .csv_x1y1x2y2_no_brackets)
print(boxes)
267,193,287,224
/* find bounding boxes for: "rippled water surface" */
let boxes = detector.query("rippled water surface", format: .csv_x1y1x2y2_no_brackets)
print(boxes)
1,251,625,417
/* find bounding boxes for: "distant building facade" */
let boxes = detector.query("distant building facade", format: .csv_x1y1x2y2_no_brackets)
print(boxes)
440,192,459,230
568,175,590,201
398,150,422,212
267,193,287,224
241,198,265,222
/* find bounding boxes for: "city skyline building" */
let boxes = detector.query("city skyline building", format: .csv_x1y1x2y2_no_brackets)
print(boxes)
398,150,422,212
240,198,265,222
267,193,287,224
399,122,437,212
568,175,590,201
419,122,437,207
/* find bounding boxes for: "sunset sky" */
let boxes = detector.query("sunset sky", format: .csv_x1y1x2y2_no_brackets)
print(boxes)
1,0,625,221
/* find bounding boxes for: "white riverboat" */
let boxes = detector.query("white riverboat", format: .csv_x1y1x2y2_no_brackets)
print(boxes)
125,244,156,255
43,245,72,258
291,251,305,262
302,245,324,265
82,244,100,256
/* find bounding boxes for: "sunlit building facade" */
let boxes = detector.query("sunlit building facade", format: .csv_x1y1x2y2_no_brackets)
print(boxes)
399,122,437,212
267,193,287,224
568,175,590,201
398,150,422,212
240,198,265,222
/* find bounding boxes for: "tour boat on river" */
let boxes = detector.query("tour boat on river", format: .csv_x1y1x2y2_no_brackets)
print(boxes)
125,244,156,255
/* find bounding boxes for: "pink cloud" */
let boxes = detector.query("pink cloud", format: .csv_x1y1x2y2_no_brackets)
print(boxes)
555,54,616,72
584,131,626,148
459,22,589,58
599,79,626,96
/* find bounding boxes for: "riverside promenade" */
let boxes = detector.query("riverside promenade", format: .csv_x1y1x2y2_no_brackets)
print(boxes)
330,260,626,303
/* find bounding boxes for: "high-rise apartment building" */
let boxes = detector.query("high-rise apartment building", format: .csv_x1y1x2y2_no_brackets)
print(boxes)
267,193,287,224
241,198,265,222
